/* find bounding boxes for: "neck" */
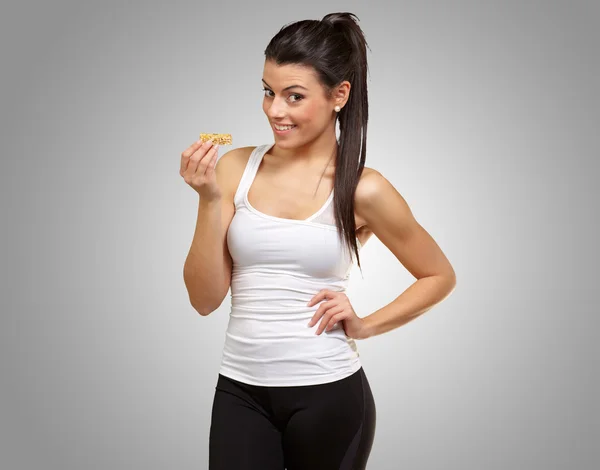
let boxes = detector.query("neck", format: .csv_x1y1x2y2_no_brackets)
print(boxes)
270,130,338,169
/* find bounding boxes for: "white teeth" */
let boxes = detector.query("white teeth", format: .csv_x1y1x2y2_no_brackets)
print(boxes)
274,124,296,131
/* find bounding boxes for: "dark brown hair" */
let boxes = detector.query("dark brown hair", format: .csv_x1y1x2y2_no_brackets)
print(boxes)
264,12,371,272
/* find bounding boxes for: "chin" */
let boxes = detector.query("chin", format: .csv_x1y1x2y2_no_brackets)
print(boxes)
273,137,295,146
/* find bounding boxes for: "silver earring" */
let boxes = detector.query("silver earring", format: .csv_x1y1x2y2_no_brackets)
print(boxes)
334,105,341,112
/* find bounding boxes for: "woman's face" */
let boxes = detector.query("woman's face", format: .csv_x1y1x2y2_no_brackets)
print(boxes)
261,60,339,149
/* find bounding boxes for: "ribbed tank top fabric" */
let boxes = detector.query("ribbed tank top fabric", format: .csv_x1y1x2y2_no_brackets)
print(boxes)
219,143,363,386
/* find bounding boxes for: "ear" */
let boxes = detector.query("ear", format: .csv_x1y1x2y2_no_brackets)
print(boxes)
333,80,351,108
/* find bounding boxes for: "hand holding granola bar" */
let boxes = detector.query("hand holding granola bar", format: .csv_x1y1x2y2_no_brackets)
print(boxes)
179,136,229,201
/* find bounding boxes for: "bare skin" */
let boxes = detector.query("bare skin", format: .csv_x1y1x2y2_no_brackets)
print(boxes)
218,59,453,289
181,60,456,327
223,146,375,247
232,59,375,246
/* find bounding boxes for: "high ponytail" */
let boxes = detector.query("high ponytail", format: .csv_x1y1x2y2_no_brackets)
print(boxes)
264,12,371,273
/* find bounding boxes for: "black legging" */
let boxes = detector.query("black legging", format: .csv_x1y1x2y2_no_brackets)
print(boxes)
209,367,376,469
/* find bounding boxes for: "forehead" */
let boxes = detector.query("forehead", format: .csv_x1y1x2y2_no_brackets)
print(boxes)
262,60,318,88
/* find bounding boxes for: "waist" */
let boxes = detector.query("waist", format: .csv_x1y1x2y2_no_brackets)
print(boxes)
220,310,361,386
230,269,349,311
227,305,348,342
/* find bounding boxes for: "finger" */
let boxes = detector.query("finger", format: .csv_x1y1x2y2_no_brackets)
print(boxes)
202,145,219,178
307,289,327,307
307,306,324,327
307,299,332,326
316,307,344,335
183,139,205,157
186,140,215,176
196,144,219,176
212,144,220,161
181,139,214,176
307,297,338,326
180,139,207,175
325,311,345,332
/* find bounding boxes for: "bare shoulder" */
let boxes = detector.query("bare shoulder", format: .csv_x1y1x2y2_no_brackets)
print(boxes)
356,166,411,206
354,167,385,210
355,167,412,228
215,145,255,172
356,167,391,196
215,146,257,202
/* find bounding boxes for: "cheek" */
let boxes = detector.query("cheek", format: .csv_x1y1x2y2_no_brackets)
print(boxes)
298,103,323,125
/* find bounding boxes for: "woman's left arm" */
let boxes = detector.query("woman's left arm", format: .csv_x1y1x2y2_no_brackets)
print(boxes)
355,170,457,339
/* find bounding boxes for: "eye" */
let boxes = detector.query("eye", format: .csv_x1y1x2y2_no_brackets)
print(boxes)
262,88,303,103
262,87,274,98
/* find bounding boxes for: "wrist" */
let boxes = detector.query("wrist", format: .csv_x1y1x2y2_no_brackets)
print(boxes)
358,317,375,340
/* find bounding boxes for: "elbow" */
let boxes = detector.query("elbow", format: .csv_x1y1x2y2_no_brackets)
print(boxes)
443,270,457,297
191,295,226,316
446,271,457,290
441,263,457,289
186,293,214,316
191,302,215,316
449,268,457,290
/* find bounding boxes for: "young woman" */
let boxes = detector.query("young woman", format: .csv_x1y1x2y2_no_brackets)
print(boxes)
181,12,456,470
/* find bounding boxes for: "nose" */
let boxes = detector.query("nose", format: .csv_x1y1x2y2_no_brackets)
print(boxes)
266,97,287,120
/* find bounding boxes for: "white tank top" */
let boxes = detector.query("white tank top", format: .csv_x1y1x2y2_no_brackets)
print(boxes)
219,143,363,386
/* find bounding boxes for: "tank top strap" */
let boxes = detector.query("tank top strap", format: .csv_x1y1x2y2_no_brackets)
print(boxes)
232,143,337,227
233,144,272,208
310,197,336,226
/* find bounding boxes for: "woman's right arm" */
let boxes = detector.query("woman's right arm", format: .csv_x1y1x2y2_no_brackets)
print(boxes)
181,141,239,316
183,194,234,316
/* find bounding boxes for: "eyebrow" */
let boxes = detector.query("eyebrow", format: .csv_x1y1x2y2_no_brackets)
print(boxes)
262,79,308,91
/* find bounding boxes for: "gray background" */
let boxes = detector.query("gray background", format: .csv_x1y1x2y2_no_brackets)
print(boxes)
1,0,598,469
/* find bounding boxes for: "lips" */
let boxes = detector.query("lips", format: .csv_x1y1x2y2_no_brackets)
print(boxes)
272,123,297,134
